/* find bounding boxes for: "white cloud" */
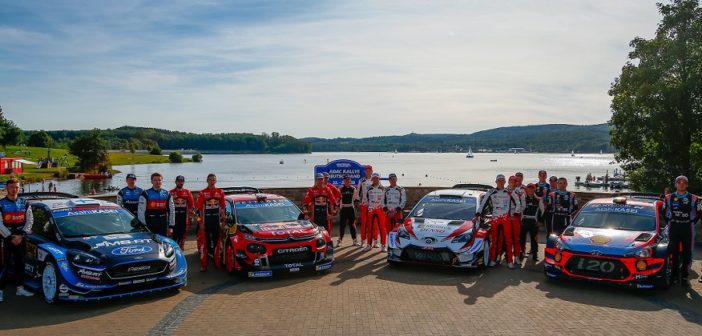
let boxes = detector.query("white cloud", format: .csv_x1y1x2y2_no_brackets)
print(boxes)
0,0,662,137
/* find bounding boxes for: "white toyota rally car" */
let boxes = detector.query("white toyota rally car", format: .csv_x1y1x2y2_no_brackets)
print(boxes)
387,186,491,268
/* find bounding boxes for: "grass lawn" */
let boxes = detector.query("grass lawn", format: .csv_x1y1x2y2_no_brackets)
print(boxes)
2,145,76,165
108,152,192,166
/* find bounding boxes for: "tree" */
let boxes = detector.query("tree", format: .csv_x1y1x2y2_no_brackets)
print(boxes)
149,145,162,155
192,153,203,162
28,131,53,148
169,151,184,163
0,105,23,148
69,129,109,172
609,0,702,192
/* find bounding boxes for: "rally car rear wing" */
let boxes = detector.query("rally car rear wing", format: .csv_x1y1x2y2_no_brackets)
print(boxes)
19,192,80,200
221,187,261,195
452,183,493,191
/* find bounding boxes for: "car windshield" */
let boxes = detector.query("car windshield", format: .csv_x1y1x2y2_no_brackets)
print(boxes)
409,196,477,221
54,208,144,238
235,199,302,225
572,206,656,231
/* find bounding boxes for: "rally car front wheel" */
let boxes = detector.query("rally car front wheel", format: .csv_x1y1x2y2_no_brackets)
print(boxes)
42,261,64,304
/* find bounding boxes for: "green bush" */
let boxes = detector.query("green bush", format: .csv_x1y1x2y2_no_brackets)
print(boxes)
149,146,162,155
169,151,184,163
192,153,203,162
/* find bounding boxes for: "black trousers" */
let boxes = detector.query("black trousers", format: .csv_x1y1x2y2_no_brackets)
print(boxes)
339,207,357,240
172,213,188,247
0,236,25,290
205,220,220,257
551,215,570,236
520,218,538,255
668,222,694,278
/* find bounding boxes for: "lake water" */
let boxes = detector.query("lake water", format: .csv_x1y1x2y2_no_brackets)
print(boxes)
25,152,622,195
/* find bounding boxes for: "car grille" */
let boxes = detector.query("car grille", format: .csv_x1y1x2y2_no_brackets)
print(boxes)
258,234,317,244
268,248,315,265
107,260,168,280
402,248,455,265
565,256,629,280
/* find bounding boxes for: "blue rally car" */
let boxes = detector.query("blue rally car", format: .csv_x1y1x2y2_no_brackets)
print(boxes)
18,194,187,303
544,194,671,289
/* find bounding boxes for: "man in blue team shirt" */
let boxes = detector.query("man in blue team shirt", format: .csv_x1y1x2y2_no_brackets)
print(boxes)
117,173,143,217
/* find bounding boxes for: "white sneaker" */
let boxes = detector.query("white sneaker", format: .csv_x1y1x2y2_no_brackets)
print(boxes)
488,261,496,267
507,263,515,269
0,290,4,302
381,245,388,252
353,239,361,246
336,239,342,247
372,240,380,248
362,244,372,252
16,286,34,297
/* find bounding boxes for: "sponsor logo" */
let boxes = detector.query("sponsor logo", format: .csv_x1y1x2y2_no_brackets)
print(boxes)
248,271,273,278
590,236,612,245
590,250,603,256
95,239,152,248
77,268,102,281
111,245,153,256
44,245,65,256
104,234,133,240
289,268,300,272
276,246,309,254
285,263,304,268
637,283,655,289
127,265,152,273
315,262,333,271
424,237,435,245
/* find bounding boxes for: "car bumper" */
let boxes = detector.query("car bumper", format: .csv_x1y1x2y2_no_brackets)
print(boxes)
387,237,487,268
244,259,334,278
543,247,666,289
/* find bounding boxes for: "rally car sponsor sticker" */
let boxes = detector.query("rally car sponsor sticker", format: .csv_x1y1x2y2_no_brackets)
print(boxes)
248,271,273,278
316,262,333,271
590,235,612,245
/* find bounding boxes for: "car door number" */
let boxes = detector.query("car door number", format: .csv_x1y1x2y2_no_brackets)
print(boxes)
577,258,615,273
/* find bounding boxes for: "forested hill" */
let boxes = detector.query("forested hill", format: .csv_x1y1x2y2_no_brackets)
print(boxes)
305,124,612,153
40,126,312,153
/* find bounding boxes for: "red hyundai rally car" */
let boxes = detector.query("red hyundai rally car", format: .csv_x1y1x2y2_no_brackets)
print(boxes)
544,194,671,289
214,188,334,277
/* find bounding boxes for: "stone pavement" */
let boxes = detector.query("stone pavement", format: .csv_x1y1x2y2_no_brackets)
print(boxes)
2,238,702,336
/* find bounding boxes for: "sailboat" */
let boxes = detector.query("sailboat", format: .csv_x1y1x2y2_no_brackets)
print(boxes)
466,147,474,158
570,150,575,157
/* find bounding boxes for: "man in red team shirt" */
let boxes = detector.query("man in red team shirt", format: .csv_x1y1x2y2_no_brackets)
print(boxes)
170,175,195,249
197,173,226,272
322,172,341,232
303,173,337,231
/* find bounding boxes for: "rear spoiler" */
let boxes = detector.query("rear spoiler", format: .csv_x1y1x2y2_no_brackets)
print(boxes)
452,184,493,191
221,187,261,195
19,192,80,200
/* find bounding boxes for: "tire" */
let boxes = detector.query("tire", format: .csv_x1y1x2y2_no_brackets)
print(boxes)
42,261,64,304
480,239,491,269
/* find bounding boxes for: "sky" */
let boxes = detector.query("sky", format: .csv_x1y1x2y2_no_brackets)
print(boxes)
0,0,662,138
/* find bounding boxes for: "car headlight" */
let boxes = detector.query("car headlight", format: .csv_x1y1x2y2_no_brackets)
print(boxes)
450,231,473,244
69,251,101,266
316,238,327,248
555,240,565,251
636,247,652,258
397,226,411,240
162,242,175,258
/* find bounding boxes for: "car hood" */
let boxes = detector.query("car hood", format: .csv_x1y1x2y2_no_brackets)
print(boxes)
242,220,319,239
406,217,473,240
560,227,656,255
63,232,164,260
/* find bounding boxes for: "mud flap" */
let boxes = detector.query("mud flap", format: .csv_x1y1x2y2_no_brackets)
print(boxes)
213,239,223,271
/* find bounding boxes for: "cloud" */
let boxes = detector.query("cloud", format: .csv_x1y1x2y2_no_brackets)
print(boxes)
0,0,661,137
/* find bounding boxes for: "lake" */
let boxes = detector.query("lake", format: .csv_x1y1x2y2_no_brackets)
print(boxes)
25,152,622,195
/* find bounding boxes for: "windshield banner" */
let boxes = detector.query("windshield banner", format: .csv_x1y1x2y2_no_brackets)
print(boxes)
581,204,655,216
54,208,125,218
423,197,476,205
235,199,294,209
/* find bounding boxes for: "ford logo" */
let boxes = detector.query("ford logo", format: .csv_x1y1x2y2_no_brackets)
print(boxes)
111,245,153,256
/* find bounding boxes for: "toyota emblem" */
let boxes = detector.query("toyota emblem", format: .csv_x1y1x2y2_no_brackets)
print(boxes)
424,238,434,245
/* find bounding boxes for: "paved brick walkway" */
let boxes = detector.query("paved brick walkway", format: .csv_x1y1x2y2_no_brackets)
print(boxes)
2,238,702,336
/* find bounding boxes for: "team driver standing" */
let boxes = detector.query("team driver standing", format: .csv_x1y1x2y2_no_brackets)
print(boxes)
362,173,386,252
197,173,226,272
474,174,520,269
664,175,702,286
384,173,406,234
170,175,195,249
